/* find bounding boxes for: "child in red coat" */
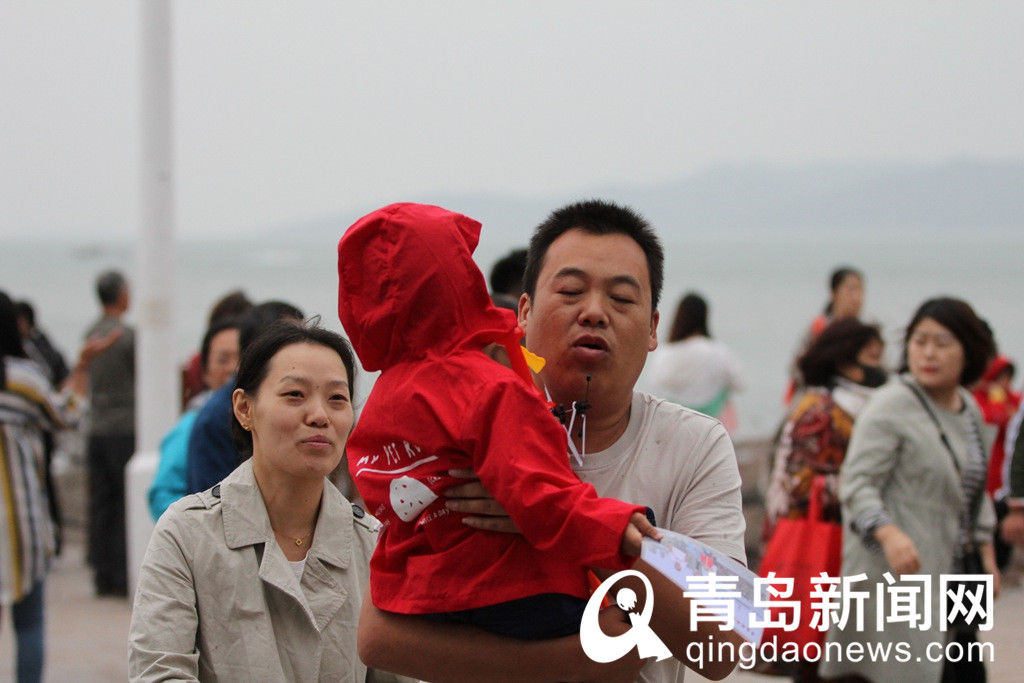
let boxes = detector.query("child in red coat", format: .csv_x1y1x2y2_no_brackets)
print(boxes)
338,203,655,638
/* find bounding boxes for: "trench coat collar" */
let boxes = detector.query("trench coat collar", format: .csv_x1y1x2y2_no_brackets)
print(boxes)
219,459,354,569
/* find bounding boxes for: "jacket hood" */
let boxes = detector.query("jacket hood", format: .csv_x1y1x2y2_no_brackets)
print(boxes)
338,203,521,372
982,354,1015,384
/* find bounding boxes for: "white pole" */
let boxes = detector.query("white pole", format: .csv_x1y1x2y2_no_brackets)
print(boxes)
128,0,175,597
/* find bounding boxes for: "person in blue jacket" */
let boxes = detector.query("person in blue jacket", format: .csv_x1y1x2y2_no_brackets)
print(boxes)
185,301,303,494
149,318,240,520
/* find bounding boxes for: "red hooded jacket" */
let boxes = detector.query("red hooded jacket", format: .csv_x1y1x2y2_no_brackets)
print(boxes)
338,203,642,614
973,355,1022,495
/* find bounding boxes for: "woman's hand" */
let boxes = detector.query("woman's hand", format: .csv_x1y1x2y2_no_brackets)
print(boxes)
980,542,1002,599
620,512,662,557
1001,507,1024,545
444,469,520,534
875,524,921,574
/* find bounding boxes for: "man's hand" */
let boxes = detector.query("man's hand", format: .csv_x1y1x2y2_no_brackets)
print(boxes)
445,469,520,534
582,607,645,683
79,328,123,365
620,512,662,557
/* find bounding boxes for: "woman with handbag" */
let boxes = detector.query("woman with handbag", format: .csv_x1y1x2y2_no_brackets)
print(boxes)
823,297,999,683
760,318,885,680
766,317,886,535
0,291,117,682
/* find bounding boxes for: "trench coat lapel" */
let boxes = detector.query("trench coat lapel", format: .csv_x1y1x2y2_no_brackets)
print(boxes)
220,461,317,627
220,461,356,633
301,482,354,632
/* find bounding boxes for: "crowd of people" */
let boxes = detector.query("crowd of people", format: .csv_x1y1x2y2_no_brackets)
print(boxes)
1,199,1022,683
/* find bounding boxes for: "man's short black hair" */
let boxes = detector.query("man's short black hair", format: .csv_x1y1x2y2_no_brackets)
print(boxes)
238,300,305,353
488,248,528,297
15,301,35,328
96,270,128,306
523,200,664,311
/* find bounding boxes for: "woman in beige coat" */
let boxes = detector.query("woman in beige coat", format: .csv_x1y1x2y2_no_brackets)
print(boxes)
822,298,999,683
129,322,386,681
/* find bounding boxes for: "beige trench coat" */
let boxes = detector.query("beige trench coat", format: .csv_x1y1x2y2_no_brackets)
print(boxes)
129,460,387,682
822,376,995,682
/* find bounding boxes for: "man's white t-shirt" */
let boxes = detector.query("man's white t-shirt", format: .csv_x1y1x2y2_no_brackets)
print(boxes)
573,391,747,683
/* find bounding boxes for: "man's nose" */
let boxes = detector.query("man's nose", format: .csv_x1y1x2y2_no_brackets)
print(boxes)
577,293,609,327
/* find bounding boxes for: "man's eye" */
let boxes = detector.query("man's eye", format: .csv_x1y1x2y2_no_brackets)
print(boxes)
283,390,303,398
330,394,350,402
558,290,582,296
612,296,635,304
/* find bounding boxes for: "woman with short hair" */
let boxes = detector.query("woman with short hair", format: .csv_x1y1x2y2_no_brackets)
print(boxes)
823,297,999,683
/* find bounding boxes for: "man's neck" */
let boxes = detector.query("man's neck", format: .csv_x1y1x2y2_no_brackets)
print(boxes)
567,394,633,455
102,305,122,320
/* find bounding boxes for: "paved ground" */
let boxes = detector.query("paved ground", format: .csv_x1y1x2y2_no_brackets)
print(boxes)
2,531,1022,681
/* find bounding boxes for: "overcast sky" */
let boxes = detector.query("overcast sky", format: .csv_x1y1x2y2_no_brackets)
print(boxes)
2,2,1022,240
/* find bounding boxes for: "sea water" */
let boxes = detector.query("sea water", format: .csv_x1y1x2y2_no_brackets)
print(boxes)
4,229,1022,438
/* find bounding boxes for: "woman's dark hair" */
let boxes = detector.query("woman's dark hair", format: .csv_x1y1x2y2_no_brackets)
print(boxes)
798,317,882,387
199,317,241,371
823,266,862,315
0,290,28,359
668,292,710,342
231,320,357,459
207,289,252,327
898,297,995,387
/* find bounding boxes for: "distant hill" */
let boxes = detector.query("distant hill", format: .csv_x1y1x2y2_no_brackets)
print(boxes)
266,159,1024,242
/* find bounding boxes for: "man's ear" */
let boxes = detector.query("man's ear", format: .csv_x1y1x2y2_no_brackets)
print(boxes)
648,310,660,352
517,293,531,331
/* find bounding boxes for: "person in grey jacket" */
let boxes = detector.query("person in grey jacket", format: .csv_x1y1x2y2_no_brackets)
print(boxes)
822,297,998,683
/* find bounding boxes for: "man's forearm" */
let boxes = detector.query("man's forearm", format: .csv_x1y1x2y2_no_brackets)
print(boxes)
358,597,642,683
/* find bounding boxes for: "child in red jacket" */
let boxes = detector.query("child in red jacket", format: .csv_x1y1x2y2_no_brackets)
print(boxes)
338,203,655,639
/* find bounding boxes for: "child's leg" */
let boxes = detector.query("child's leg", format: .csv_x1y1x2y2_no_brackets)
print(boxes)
424,593,587,640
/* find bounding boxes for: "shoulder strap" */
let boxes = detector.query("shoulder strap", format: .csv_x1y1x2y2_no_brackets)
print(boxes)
899,377,960,473
900,377,986,540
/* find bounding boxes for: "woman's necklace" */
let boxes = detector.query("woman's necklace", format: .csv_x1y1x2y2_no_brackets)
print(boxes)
275,528,315,547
